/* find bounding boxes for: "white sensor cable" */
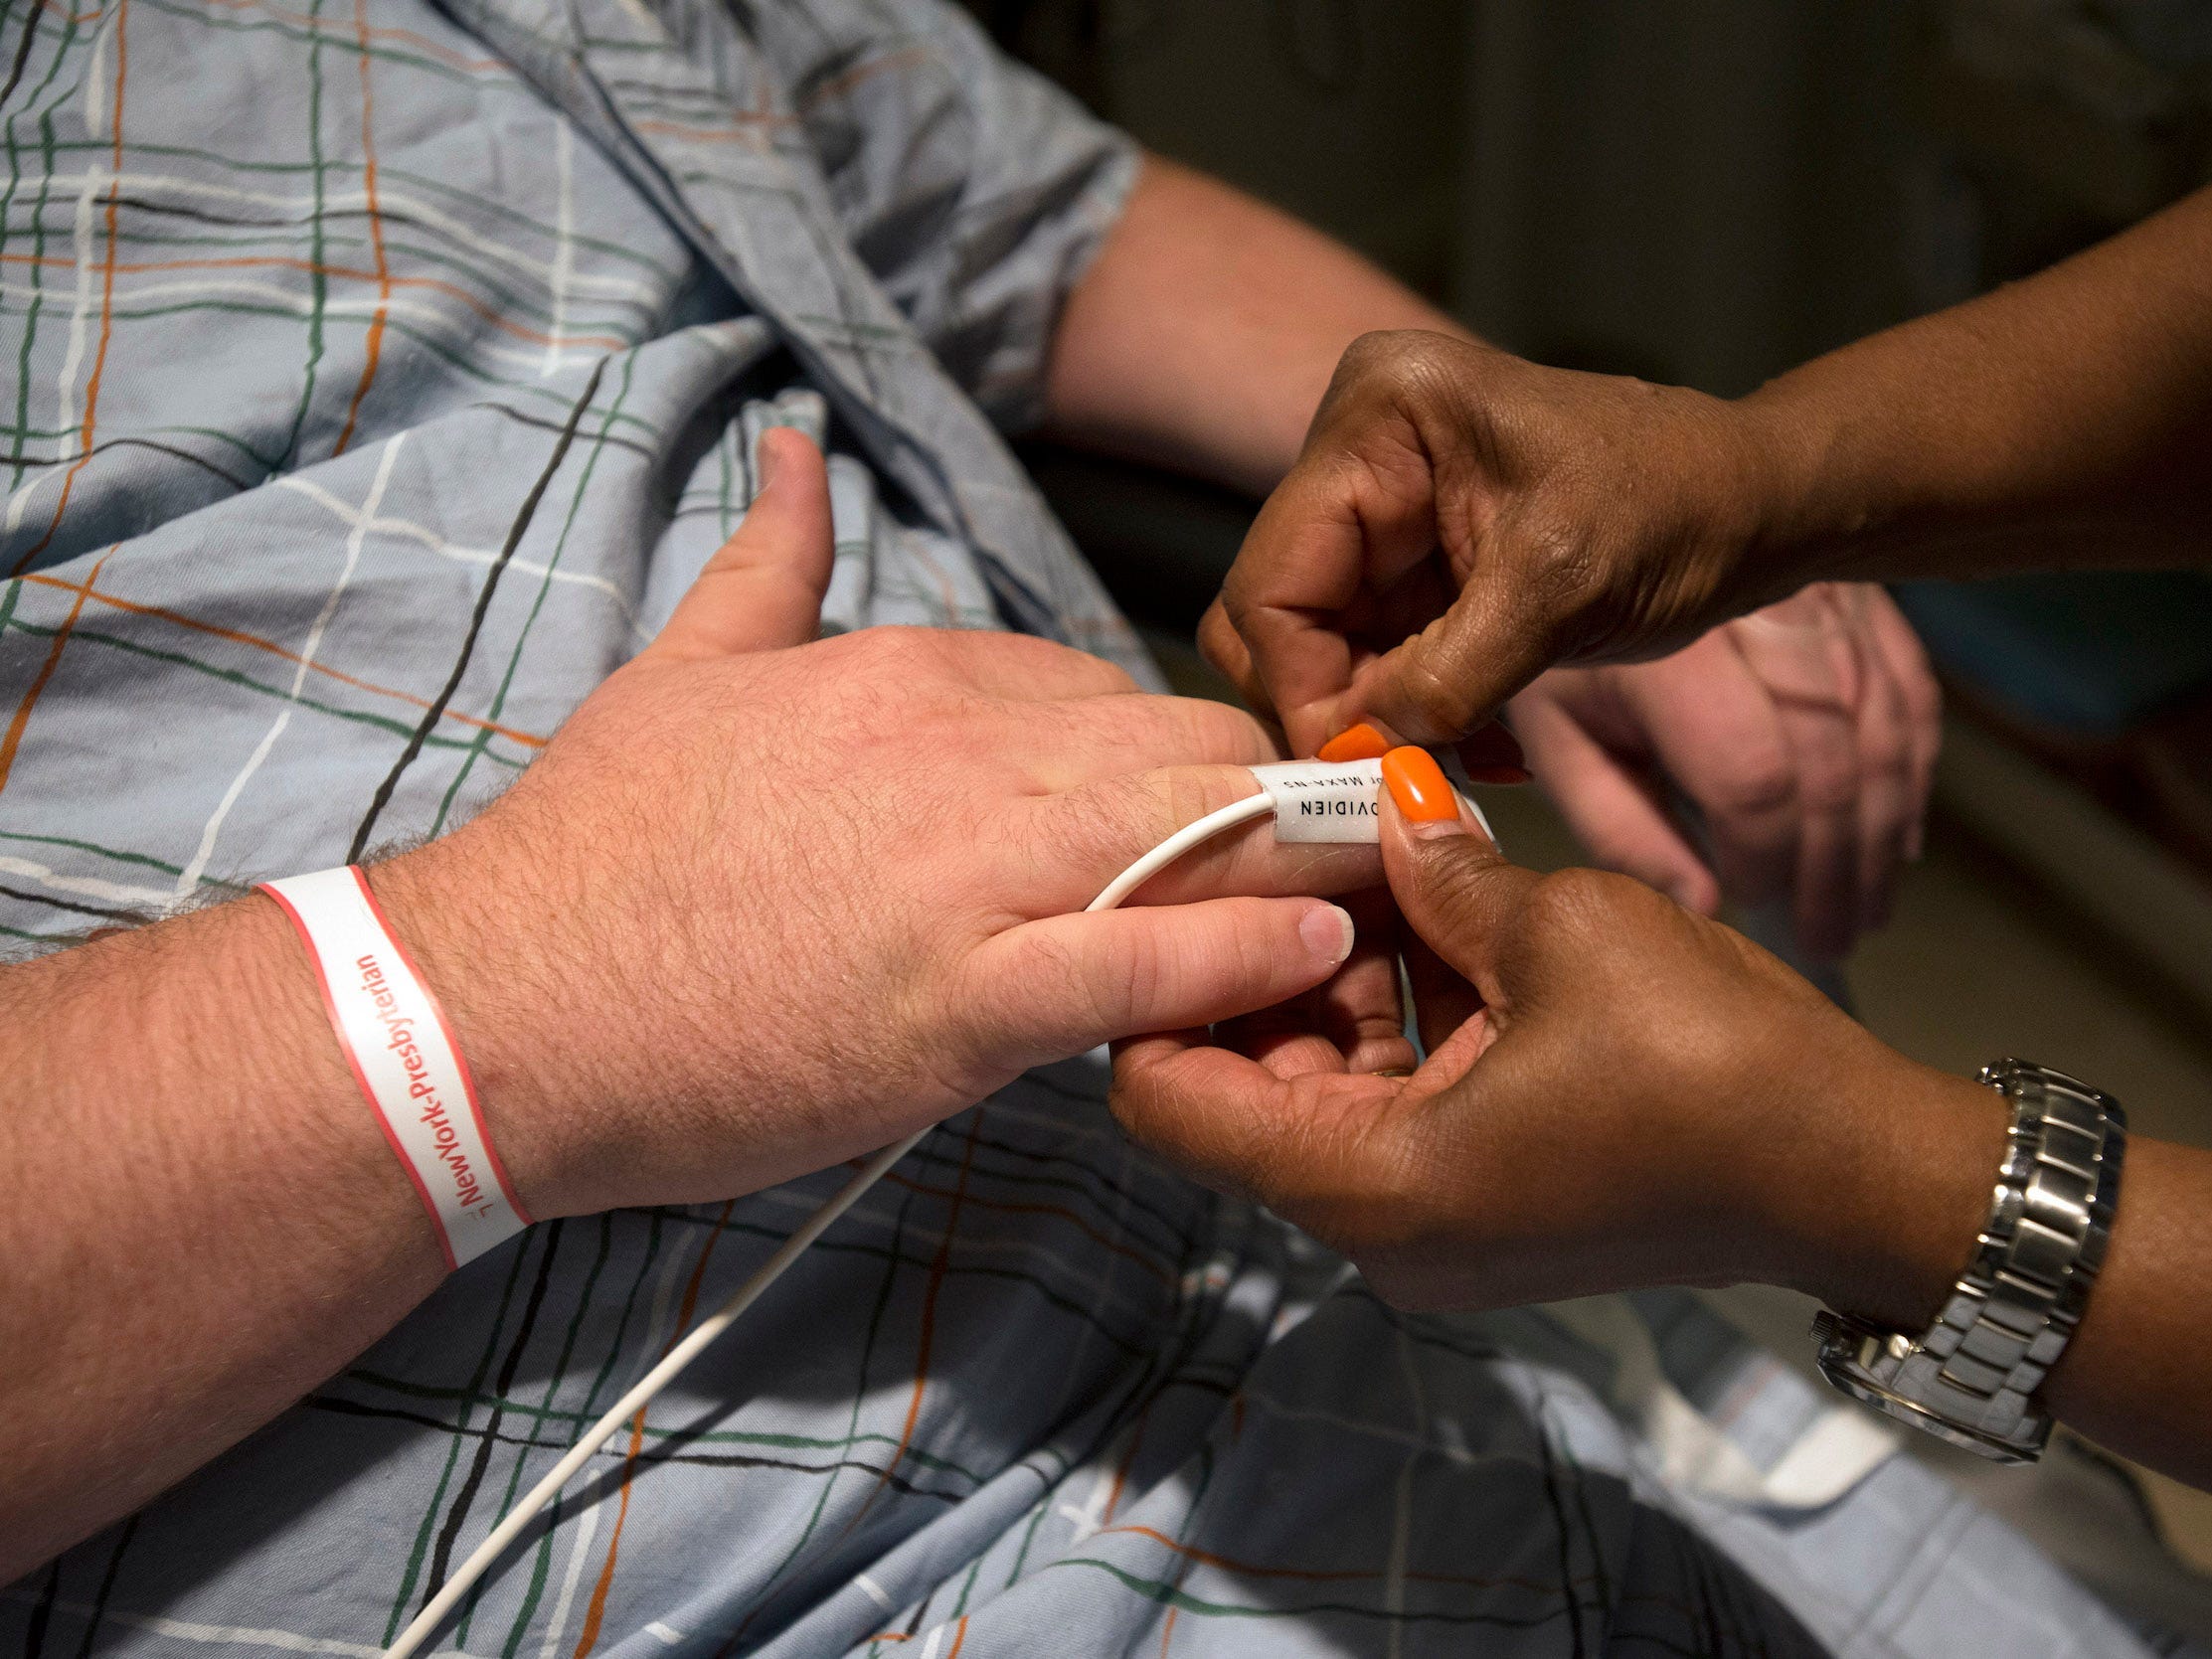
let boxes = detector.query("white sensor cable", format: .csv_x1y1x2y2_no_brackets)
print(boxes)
1080,790,1275,911
384,783,1285,1658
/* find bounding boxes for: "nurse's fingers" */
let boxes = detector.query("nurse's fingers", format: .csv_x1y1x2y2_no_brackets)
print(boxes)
1213,889,1414,1078
1108,1030,1406,1210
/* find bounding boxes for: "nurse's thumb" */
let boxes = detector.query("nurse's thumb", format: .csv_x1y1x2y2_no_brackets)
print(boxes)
1377,747,1540,987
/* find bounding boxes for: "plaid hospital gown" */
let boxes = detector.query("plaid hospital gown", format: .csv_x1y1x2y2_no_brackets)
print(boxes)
0,1,2183,1654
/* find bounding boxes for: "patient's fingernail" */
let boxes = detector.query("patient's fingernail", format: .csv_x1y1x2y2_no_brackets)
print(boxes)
1318,723,1391,762
1382,747,1461,830
756,428,780,489
1300,903,1356,967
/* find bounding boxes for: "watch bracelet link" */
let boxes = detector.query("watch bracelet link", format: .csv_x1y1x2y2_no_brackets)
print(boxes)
1812,1060,2126,1463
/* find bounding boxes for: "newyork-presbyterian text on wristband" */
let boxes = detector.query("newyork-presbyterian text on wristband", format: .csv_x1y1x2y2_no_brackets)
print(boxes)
259,866,528,1268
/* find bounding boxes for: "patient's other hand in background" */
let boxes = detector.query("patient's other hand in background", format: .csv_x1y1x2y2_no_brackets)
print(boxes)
1506,583,1936,957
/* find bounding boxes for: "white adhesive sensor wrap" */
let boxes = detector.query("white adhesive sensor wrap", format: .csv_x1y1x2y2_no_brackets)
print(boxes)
259,866,528,1269
1249,757,1384,843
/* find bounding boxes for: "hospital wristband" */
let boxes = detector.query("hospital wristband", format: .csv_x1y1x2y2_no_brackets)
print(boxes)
258,865,529,1269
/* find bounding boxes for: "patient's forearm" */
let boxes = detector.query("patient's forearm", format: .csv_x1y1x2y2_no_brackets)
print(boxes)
0,854,490,1578
1044,154,1468,495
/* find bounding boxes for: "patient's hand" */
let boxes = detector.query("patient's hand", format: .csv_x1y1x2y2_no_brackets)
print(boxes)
1109,752,1999,1320
1509,583,1938,958
374,430,1385,1218
0,428,1400,1576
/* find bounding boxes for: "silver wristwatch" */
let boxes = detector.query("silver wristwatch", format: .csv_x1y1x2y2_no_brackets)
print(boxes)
1811,1059,2127,1464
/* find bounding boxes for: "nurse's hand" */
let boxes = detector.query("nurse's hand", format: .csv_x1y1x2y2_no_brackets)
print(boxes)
1199,330,1797,751
1113,751,2212,1492
1203,330,1939,957
1109,750,2001,1324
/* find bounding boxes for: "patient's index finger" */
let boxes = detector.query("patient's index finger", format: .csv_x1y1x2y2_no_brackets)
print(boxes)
1023,762,1381,914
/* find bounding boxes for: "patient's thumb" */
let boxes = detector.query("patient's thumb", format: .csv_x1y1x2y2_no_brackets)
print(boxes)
1377,748,1539,985
646,426,834,663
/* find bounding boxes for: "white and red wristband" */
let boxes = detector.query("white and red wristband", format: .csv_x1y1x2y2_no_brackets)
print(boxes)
259,866,529,1269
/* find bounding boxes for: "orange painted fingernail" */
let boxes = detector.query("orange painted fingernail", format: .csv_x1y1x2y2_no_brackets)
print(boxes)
1318,723,1390,762
1381,747,1457,822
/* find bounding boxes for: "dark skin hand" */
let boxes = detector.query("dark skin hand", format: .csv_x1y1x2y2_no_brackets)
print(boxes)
1198,338,1951,960
1204,183,2212,751
1153,185,2212,1489
1111,757,2212,1491
1201,336,1787,749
